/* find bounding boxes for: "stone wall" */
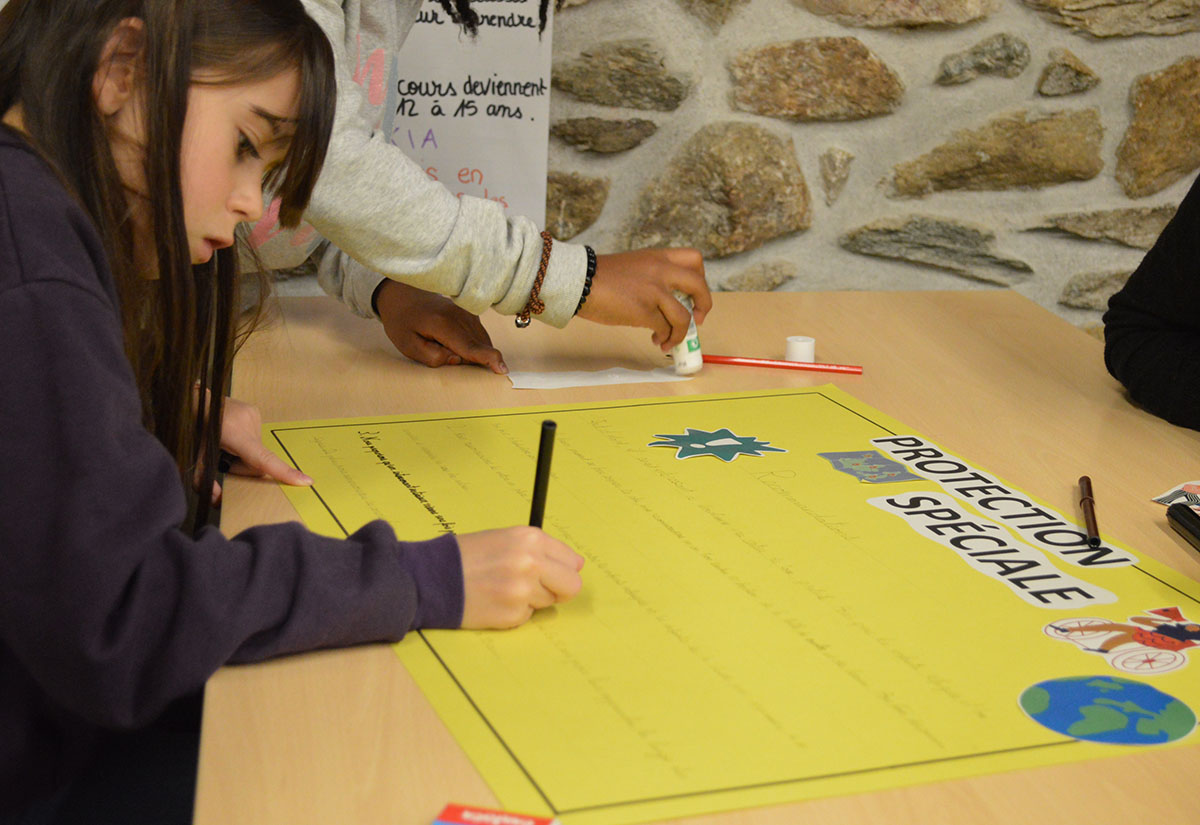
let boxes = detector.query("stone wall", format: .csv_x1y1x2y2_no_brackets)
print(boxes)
547,0,1200,329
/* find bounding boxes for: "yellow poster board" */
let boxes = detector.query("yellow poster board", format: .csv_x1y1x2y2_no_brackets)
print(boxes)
266,387,1200,825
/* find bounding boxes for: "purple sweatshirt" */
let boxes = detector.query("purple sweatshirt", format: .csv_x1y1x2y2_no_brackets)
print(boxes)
0,127,464,812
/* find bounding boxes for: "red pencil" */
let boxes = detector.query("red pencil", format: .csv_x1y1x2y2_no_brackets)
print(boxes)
702,354,863,375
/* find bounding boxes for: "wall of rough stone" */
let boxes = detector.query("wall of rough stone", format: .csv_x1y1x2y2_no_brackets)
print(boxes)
546,0,1200,330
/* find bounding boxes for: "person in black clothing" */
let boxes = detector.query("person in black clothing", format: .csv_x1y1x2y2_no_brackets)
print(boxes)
1104,172,1200,431
0,1,584,821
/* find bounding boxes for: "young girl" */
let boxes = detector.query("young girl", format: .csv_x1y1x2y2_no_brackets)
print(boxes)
249,0,713,375
0,0,583,819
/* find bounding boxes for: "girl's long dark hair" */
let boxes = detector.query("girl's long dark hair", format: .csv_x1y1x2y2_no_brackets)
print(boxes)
0,0,335,531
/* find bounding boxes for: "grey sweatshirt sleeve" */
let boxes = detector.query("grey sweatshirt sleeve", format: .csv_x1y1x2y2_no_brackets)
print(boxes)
300,0,586,327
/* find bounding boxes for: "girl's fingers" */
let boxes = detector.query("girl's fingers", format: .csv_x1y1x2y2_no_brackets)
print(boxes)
227,446,313,486
657,294,694,351
538,554,585,603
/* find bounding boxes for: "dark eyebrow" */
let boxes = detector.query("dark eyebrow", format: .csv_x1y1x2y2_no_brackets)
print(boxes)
250,105,296,145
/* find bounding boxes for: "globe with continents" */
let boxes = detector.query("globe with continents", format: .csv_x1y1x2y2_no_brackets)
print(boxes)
1020,675,1195,745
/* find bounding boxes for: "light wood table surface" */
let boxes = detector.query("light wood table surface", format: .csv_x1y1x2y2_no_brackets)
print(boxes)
194,290,1200,825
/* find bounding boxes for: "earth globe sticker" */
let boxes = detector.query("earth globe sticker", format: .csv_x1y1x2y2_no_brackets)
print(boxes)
1019,675,1195,745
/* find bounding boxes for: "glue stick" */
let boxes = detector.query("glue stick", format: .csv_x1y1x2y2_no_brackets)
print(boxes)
669,290,703,375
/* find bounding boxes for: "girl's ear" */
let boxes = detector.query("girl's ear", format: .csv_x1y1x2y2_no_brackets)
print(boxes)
92,18,146,117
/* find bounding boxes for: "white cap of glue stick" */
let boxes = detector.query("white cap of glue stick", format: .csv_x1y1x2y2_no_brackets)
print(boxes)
785,335,816,363
670,291,703,375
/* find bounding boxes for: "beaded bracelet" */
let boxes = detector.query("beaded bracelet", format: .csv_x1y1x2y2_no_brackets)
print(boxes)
516,230,553,328
574,245,596,316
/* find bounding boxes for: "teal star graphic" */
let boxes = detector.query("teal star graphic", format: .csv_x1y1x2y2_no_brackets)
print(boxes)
648,427,786,462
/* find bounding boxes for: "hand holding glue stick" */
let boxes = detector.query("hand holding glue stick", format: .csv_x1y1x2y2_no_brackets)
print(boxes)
572,248,711,352
670,290,704,375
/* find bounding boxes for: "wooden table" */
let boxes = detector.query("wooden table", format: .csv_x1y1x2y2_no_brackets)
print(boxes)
194,291,1200,825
